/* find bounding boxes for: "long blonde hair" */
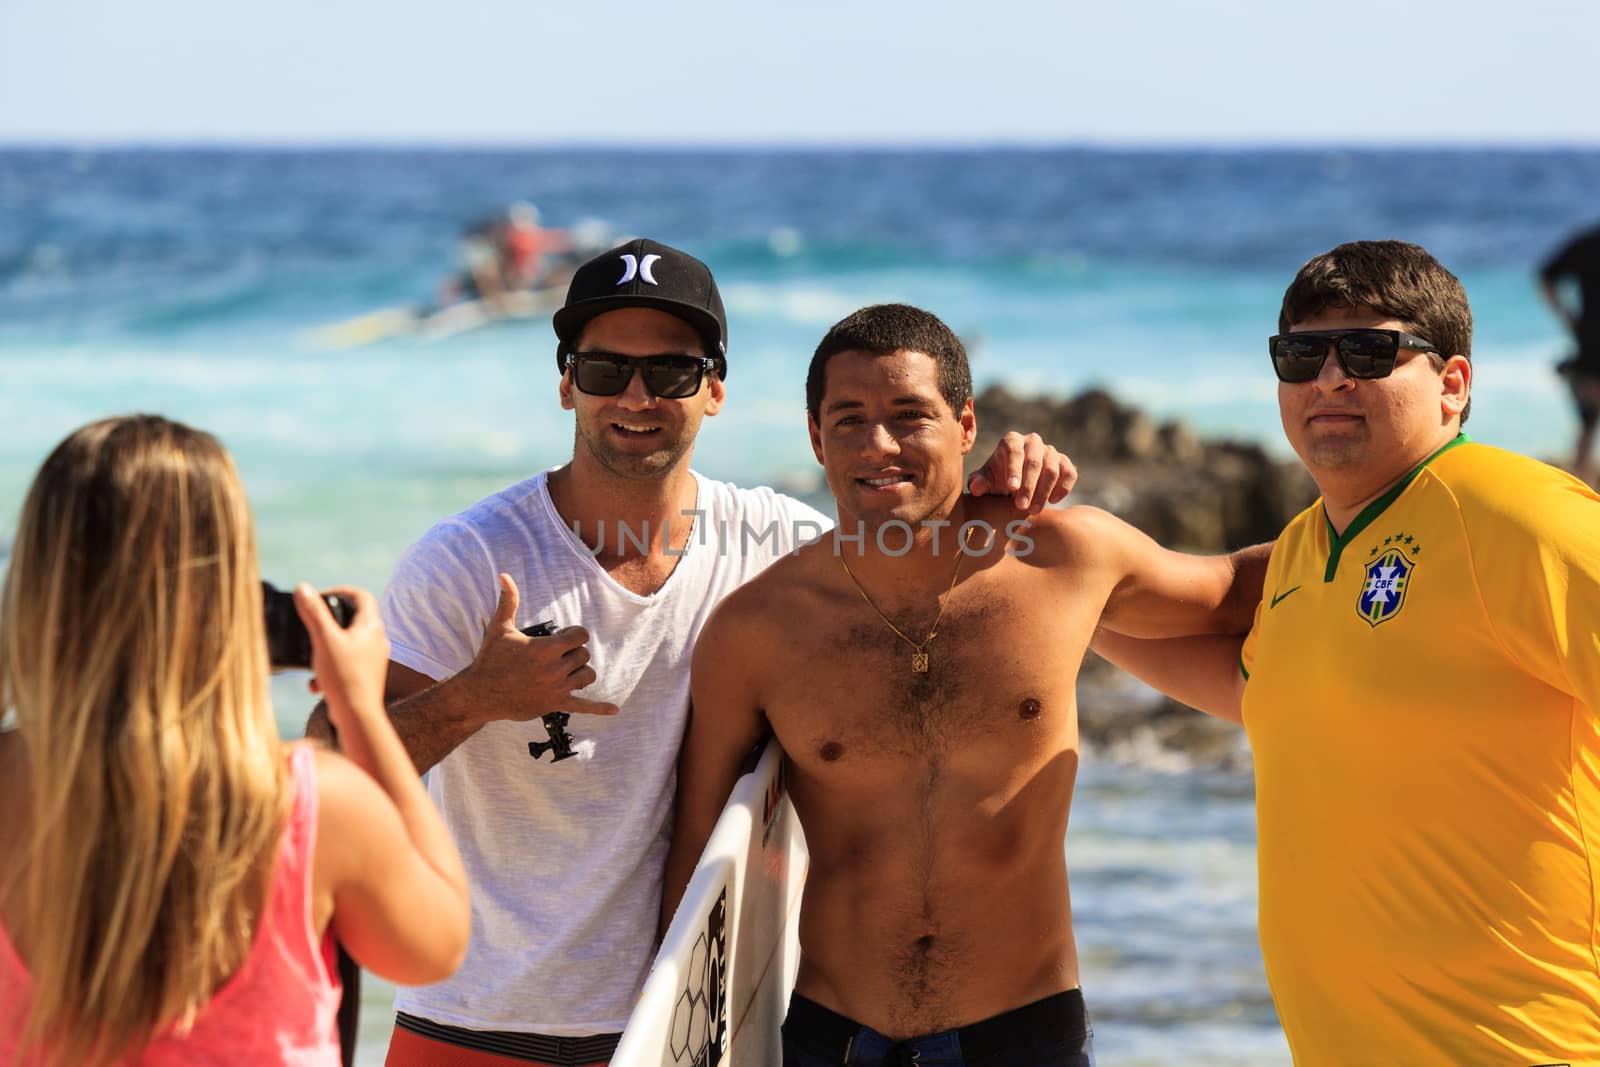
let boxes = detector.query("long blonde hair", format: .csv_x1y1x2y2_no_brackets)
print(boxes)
0,415,288,1064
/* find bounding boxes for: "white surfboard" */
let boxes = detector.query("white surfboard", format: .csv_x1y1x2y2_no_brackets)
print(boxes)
415,286,567,340
301,283,569,351
613,740,807,1067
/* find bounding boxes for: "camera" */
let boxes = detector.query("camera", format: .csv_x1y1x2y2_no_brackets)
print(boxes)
263,581,356,669
518,620,583,762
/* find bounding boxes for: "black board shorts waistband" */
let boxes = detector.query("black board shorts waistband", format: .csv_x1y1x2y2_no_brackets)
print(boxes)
783,988,1090,1060
394,1012,621,1065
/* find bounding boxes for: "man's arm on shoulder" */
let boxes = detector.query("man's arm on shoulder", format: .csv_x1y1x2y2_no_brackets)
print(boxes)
1056,506,1271,638
660,591,771,937
1013,506,1261,722
1091,630,1248,723
966,431,1078,515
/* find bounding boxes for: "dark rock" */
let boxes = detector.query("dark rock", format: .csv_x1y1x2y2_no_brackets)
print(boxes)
969,383,1317,553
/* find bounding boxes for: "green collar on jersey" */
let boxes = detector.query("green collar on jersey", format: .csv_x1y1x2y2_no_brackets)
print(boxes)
1320,433,1469,583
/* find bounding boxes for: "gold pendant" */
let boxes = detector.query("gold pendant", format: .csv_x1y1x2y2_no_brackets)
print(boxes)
912,651,929,673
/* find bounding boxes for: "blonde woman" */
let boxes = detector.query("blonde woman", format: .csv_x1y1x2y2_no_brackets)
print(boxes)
0,415,470,1065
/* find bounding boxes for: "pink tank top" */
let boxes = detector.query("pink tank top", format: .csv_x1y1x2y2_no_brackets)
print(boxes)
0,743,343,1065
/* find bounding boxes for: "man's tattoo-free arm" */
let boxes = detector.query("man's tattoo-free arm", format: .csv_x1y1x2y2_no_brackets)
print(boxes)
305,673,484,775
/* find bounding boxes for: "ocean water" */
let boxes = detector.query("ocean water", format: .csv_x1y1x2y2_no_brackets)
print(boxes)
5,145,1600,1063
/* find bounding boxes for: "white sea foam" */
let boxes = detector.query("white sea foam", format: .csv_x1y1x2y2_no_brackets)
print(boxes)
720,282,864,324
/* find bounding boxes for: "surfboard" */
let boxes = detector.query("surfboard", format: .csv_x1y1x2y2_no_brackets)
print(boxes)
612,740,807,1067
301,283,569,351
302,305,421,350
415,286,568,341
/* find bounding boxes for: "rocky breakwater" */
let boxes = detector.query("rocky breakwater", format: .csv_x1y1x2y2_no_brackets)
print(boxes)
969,385,1319,772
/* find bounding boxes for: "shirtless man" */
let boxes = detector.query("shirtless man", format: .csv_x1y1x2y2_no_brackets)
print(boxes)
662,304,1267,1066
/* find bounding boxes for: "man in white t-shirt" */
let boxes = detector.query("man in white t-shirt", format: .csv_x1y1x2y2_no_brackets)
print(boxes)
310,239,1075,1066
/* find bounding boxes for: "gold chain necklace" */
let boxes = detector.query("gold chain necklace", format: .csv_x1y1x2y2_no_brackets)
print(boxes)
837,527,974,673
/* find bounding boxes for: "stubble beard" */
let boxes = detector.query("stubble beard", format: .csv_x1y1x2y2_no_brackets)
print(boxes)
1296,427,1373,480
838,471,964,537
575,420,695,481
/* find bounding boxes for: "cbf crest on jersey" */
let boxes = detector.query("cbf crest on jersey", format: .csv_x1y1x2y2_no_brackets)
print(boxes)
1358,533,1420,627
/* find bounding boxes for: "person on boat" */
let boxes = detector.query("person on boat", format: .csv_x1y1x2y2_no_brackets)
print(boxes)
438,204,571,312
498,201,571,291
438,213,505,306
662,303,1271,1067
1097,240,1600,1062
0,415,470,1065
305,240,1079,1066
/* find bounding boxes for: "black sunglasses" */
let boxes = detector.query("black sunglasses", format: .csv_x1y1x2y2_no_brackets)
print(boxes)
563,350,719,399
1268,329,1439,383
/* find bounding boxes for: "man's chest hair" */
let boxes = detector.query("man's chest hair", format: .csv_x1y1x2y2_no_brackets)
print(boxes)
761,595,1080,754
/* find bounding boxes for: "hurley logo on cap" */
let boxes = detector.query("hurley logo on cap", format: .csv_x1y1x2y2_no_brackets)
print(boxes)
617,253,661,286
553,237,730,373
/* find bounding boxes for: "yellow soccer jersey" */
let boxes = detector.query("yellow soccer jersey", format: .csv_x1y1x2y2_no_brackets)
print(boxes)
1241,437,1600,1065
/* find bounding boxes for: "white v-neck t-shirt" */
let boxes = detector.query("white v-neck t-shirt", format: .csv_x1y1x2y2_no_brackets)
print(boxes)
382,469,829,1035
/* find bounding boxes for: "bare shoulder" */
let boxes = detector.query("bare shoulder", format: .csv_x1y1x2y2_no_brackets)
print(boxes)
306,744,364,889
307,743,404,881
981,501,1126,570
1035,503,1127,541
697,543,835,684
711,539,829,626
309,743,352,797
308,743,383,814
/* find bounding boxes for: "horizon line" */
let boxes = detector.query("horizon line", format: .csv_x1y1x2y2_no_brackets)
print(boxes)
4,136,1600,153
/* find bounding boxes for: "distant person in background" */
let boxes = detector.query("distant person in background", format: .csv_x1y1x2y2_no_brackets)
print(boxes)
442,203,574,310
1098,240,1600,1063
1540,222,1600,484
0,415,470,1065
498,201,571,290
307,240,1078,1066
446,212,508,305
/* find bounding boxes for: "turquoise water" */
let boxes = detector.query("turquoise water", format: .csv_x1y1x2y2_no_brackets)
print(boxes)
6,145,1599,1062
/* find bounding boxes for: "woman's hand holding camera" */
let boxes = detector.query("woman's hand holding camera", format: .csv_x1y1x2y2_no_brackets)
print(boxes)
295,584,391,773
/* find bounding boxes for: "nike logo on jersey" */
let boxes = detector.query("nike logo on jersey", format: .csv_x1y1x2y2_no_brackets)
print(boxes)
1269,585,1302,608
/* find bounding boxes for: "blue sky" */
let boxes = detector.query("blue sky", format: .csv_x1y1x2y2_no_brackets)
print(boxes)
3,0,1598,145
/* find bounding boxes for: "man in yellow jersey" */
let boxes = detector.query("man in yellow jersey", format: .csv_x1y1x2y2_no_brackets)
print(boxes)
1096,240,1600,1064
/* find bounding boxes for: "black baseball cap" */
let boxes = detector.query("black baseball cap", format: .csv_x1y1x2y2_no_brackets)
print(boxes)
552,238,728,377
